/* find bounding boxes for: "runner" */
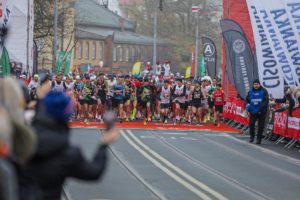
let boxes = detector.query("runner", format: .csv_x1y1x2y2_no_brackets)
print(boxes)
172,78,186,124
79,76,97,122
139,78,153,125
185,80,193,123
160,80,171,124
52,73,67,92
95,73,106,121
123,75,133,122
192,81,204,125
212,83,225,127
113,76,125,122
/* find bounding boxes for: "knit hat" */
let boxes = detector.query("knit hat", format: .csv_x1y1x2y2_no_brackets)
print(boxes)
43,91,74,122
253,79,260,84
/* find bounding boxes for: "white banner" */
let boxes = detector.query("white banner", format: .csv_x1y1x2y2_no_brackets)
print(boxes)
260,0,300,86
0,0,13,29
247,0,284,99
284,1,300,52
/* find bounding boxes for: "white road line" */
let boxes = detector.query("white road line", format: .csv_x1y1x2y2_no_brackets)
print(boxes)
127,130,228,200
121,130,212,200
203,136,300,181
180,137,198,141
225,134,300,167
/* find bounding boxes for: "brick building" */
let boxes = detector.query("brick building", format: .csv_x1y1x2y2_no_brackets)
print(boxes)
73,0,171,74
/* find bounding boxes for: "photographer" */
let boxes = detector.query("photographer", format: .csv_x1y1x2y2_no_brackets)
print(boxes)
20,91,119,200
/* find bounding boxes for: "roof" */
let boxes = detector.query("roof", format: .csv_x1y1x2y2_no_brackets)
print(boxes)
75,0,135,31
76,26,168,46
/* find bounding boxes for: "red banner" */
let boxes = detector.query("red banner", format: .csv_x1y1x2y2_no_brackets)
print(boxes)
234,99,249,125
287,108,300,140
273,105,288,137
223,98,232,119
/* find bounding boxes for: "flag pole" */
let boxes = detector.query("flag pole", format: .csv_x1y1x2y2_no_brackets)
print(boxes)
195,9,199,79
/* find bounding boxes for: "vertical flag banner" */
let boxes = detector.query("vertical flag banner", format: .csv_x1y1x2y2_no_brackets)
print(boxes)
222,30,255,100
202,37,217,78
63,51,72,75
260,0,300,86
191,48,195,76
199,56,205,78
0,46,11,77
246,0,284,99
132,61,142,75
57,51,65,72
185,66,192,79
0,0,13,29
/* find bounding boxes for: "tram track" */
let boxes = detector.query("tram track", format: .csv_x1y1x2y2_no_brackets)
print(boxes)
148,130,274,200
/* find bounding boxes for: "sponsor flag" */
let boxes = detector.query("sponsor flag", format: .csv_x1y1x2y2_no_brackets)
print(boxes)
0,0,13,29
191,6,199,12
199,56,205,78
222,30,255,100
132,61,142,76
63,51,72,75
202,37,217,78
57,51,65,73
0,46,11,77
259,0,300,86
246,0,285,98
185,66,192,78
191,48,195,76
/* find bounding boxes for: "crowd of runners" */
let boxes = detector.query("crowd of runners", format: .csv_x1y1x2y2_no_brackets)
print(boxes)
24,72,225,127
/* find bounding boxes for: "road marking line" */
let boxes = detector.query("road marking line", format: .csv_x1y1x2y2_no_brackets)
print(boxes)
225,134,300,167
127,130,228,200
202,136,300,181
180,137,198,141
121,130,212,200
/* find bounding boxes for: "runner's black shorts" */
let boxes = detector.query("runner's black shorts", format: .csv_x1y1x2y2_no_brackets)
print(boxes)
215,105,223,113
123,96,131,103
192,100,202,108
175,100,186,109
140,100,150,108
208,97,214,108
79,99,97,105
160,103,170,109
112,98,123,107
97,97,106,105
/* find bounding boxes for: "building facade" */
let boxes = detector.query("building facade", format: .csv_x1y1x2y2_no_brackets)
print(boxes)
73,0,171,74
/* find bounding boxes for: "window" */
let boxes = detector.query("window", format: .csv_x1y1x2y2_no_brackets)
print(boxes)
99,42,103,60
113,46,117,62
131,47,135,59
78,42,82,59
119,46,123,62
92,42,96,60
85,42,89,60
125,48,129,62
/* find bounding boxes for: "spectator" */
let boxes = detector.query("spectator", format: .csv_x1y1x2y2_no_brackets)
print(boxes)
21,91,119,200
0,78,36,163
0,107,19,200
246,79,269,145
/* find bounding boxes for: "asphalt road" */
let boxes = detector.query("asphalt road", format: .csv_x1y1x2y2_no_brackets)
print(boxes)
66,128,300,200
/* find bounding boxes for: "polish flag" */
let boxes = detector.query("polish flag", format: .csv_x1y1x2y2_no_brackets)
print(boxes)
191,6,199,13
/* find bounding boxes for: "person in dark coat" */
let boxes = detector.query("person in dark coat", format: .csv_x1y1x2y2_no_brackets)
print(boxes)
246,79,269,144
20,91,119,200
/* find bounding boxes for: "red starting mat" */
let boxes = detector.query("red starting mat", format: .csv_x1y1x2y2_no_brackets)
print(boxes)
69,121,240,133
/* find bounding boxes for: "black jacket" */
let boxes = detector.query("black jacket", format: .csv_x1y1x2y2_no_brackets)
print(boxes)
20,103,108,200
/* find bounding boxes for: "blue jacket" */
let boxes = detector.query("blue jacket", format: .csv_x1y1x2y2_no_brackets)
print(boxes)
246,86,269,115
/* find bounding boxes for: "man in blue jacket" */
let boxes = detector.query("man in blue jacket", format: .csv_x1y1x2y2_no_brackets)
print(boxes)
246,79,269,144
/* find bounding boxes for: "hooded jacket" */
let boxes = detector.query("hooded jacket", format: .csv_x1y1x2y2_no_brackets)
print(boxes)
20,102,108,200
246,86,269,115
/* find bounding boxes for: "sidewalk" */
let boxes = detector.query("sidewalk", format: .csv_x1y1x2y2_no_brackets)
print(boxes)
69,121,240,133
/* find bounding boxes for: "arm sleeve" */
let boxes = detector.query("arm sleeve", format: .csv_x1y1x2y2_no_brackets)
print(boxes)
66,145,108,181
